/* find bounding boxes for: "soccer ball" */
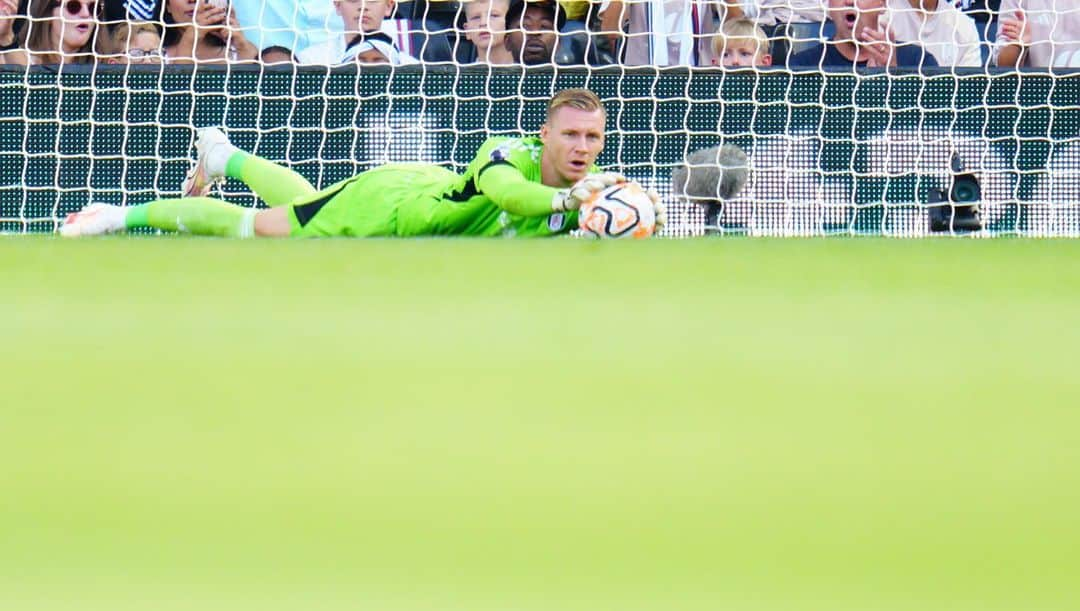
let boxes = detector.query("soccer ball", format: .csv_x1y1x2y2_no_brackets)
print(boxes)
578,182,657,239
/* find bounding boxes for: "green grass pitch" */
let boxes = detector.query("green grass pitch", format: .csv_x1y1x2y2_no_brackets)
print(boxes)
2,237,1079,611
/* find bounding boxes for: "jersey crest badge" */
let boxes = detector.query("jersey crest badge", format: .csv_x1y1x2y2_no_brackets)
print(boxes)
490,144,511,161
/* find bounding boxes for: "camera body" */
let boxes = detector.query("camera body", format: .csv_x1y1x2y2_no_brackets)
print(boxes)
928,152,982,233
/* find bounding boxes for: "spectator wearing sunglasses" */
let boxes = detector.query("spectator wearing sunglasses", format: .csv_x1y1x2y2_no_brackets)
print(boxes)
161,0,257,63
1,0,100,64
99,21,163,63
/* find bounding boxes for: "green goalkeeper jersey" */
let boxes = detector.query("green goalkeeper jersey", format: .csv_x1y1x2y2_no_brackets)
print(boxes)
289,135,587,238
394,136,581,237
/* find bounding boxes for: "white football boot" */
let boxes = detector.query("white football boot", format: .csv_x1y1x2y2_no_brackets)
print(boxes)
181,127,234,197
59,203,127,237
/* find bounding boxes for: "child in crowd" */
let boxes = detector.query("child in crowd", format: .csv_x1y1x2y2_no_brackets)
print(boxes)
712,17,773,67
297,0,417,65
100,22,164,64
460,0,515,64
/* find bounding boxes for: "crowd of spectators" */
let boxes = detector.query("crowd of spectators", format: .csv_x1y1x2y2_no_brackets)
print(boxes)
0,0,1074,69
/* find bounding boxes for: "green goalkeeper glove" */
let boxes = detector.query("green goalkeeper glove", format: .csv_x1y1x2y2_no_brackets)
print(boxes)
551,172,627,212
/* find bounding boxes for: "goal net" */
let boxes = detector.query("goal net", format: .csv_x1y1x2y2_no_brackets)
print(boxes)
0,3,1078,238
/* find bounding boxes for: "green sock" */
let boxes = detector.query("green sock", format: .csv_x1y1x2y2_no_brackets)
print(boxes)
225,150,247,181
125,198,256,238
227,151,317,207
125,203,150,229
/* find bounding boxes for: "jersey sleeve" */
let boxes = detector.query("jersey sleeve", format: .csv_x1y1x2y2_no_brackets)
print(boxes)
476,165,558,217
471,137,560,217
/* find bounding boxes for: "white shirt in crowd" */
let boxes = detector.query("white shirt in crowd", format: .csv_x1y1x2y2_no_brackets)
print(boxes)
231,0,341,54
598,0,718,66
597,1,826,67
994,0,1080,67
296,20,419,65
621,0,697,66
886,0,983,67
737,0,825,26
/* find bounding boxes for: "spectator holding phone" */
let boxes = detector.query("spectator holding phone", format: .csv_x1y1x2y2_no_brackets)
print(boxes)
162,0,258,63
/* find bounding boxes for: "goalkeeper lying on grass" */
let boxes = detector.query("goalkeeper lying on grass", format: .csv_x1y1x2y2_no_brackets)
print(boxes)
61,88,664,239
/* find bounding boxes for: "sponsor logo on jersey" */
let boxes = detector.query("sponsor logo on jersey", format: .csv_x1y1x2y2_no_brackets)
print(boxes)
548,213,564,231
522,140,541,162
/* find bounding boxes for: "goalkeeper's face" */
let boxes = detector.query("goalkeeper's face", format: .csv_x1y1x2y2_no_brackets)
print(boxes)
539,106,606,186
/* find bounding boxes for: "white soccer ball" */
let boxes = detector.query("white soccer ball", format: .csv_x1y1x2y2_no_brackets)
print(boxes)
577,181,657,239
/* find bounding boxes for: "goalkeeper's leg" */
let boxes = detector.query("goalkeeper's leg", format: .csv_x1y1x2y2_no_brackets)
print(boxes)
184,128,317,207
61,198,292,238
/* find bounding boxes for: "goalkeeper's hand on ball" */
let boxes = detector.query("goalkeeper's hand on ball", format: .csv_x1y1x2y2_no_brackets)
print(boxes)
645,188,667,235
551,172,627,212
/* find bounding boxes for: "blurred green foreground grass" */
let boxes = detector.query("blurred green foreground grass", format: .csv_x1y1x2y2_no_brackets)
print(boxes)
1,237,1078,611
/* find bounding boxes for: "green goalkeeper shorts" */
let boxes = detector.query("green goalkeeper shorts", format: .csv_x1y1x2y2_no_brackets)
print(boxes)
286,164,455,238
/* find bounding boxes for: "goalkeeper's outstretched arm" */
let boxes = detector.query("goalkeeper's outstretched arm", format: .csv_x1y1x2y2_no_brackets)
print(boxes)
476,164,563,216
475,163,628,216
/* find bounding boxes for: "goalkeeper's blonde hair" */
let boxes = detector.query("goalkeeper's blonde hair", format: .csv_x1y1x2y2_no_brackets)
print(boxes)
547,89,606,121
